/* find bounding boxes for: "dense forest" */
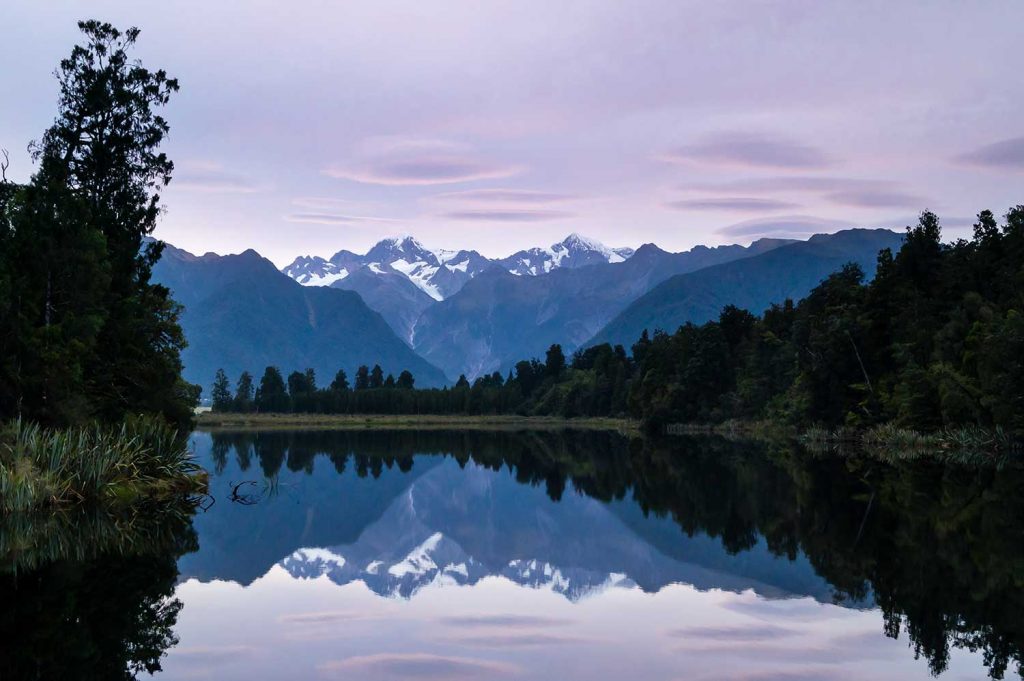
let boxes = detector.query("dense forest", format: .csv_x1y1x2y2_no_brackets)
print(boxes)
0,21,197,428
214,207,1024,433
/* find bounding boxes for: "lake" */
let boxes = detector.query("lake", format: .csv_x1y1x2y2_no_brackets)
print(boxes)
3,428,1022,680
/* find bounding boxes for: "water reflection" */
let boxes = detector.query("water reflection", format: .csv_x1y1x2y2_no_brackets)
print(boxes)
3,429,1022,680
176,429,1022,680
1,508,197,678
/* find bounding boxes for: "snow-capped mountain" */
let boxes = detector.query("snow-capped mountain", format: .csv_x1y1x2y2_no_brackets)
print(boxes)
282,233,635,301
499,234,636,276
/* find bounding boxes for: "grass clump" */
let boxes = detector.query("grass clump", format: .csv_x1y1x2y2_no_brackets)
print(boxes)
800,423,1021,467
0,416,207,512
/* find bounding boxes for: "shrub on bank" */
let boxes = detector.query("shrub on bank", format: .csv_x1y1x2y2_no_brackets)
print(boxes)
0,417,206,512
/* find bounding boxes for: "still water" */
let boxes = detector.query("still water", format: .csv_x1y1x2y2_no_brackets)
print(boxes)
4,429,1022,680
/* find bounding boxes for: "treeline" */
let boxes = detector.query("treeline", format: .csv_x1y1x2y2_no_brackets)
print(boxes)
213,208,1023,433
0,22,196,428
626,207,1024,431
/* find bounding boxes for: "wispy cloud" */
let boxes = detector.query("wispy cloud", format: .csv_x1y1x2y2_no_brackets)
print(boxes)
667,625,796,642
319,653,519,678
440,209,571,222
824,189,925,209
692,176,898,195
325,139,521,186
438,614,573,628
663,132,833,169
716,215,856,238
431,189,577,204
955,136,1024,170
171,160,263,194
667,197,800,212
683,176,925,211
284,212,402,226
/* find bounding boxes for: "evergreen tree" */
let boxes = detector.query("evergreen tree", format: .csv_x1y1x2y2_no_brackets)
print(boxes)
369,364,384,389
234,371,254,412
396,370,415,389
255,367,288,412
330,369,350,391
384,374,396,388
0,21,196,426
354,365,369,390
211,369,232,412
545,344,566,378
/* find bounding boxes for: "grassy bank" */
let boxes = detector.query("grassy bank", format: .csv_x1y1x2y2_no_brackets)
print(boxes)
195,412,638,433
800,423,1021,466
0,417,207,513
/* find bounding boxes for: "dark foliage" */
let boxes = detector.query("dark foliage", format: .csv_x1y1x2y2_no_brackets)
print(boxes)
0,21,197,427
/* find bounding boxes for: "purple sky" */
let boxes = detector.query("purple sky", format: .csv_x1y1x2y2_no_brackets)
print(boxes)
3,1,1022,265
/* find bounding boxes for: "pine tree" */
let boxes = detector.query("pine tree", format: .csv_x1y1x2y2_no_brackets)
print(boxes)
396,370,415,389
330,369,350,391
234,371,254,412
211,369,232,412
255,366,288,412
354,365,369,390
369,364,384,389
545,344,566,378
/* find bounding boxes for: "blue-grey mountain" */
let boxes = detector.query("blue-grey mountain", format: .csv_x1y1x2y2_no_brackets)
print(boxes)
152,244,449,393
589,228,905,350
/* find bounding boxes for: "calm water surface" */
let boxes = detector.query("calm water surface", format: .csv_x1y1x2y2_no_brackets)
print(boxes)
4,429,1022,680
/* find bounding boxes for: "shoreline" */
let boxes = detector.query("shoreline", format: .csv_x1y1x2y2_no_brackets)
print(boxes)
194,412,639,432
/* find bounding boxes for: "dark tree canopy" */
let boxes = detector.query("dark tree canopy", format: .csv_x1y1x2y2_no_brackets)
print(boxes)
0,20,196,426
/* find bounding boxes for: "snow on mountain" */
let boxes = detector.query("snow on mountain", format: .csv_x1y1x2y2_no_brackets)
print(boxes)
278,531,635,601
282,233,634,300
281,255,350,286
500,233,635,276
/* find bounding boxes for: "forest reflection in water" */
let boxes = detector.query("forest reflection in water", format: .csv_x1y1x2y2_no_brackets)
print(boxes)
2,428,1022,680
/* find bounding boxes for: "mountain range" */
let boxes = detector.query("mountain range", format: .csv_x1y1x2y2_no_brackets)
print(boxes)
153,228,903,391
151,243,449,389
282,234,636,341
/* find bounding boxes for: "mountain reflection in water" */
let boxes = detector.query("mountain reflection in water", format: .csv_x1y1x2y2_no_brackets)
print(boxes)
2,428,1022,680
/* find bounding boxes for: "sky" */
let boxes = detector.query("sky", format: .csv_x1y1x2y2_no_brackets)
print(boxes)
2,0,1022,266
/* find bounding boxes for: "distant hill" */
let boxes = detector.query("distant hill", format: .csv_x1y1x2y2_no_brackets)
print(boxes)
588,228,905,350
152,243,449,394
411,237,794,380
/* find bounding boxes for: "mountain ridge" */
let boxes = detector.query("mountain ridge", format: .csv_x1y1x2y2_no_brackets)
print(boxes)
151,243,450,392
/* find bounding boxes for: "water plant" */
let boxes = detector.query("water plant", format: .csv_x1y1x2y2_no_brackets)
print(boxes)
0,416,207,512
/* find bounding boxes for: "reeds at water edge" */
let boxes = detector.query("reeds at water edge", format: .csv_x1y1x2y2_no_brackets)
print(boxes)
0,416,207,513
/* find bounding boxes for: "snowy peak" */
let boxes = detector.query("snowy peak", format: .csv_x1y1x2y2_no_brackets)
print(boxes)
281,255,350,286
500,233,635,275
365,236,440,270
282,233,634,299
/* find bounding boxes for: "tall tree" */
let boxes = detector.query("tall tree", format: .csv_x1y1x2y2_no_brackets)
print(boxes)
330,369,350,392
354,365,369,391
255,366,288,412
211,369,232,412
0,21,196,426
545,344,566,379
369,364,384,389
234,371,254,412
